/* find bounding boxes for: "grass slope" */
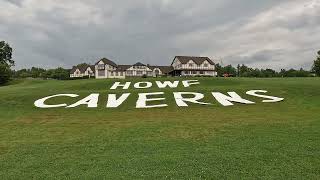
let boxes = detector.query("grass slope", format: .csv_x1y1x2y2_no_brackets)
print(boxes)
0,77,319,179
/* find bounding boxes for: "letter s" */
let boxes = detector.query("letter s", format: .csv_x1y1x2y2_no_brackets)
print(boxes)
246,90,284,103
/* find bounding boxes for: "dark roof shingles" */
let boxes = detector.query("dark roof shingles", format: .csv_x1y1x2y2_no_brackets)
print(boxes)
96,58,118,67
175,56,215,65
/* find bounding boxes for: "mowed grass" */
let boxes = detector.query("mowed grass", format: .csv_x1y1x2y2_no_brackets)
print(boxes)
0,77,319,179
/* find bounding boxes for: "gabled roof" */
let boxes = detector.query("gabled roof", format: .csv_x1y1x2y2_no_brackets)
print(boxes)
173,56,215,65
96,58,118,67
70,64,95,74
116,65,131,71
148,66,174,74
89,65,95,71
70,64,91,73
70,66,79,74
133,62,146,66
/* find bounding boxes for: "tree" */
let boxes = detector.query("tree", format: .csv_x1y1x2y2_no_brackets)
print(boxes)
0,41,14,67
312,50,320,76
50,67,69,80
261,68,276,77
223,65,237,76
0,41,14,85
237,64,240,77
0,64,12,85
215,63,224,77
76,63,90,67
30,67,46,78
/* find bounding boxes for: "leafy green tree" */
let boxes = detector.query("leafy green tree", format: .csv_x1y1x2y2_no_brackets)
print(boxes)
0,64,12,85
215,63,224,77
312,50,320,76
279,69,286,77
76,63,90,67
50,67,69,80
237,64,240,77
30,67,46,78
223,65,237,76
239,64,248,77
0,41,14,67
0,41,14,85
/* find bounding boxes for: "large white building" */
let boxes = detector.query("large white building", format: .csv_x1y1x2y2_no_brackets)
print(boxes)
70,56,217,79
94,58,173,79
171,56,217,77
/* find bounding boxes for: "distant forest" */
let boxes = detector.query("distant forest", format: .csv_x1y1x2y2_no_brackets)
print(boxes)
12,63,316,80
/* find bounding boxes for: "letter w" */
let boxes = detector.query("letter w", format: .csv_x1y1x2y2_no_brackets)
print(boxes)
156,81,179,88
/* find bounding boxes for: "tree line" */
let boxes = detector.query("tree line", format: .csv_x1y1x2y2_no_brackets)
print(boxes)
1,40,320,85
12,67,70,80
215,64,314,77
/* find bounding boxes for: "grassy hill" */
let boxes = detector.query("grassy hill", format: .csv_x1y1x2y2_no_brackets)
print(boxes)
0,77,319,179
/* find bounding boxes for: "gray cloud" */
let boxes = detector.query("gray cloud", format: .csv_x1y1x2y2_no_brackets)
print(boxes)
0,0,319,70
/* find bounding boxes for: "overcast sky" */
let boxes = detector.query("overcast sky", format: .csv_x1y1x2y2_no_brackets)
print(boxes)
1,0,319,70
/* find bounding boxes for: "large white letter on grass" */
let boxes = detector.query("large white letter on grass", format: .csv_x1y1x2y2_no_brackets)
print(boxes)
182,80,200,87
67,93,99,108
136,92,168,108
134,82,153,89
34,94,78,108
212,92,255,106
173,92,210,107
110,82,131,90
156,81,179,88
246,90,284,103
106,93,131,108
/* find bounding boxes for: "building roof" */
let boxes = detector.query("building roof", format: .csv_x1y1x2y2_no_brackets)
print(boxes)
70,64,95,74
115,65,131,72
70,66,78,74
133,62,146,66
89,65,95,71
96,58,118,67
148,66,174,74
174,56,215,65
70,64,92,74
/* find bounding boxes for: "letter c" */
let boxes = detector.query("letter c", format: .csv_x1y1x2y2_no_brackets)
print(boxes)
34,94,79,108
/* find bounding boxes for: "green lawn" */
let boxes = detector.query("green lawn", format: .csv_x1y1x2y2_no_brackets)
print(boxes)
0,77,319,179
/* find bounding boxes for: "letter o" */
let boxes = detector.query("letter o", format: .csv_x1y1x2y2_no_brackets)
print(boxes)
134,82,152,89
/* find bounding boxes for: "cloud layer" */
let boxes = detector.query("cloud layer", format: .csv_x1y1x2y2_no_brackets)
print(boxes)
1,0,319,70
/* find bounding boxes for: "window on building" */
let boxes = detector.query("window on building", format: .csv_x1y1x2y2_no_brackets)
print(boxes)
154,69,160,75
98,64,105,70
204,64,208,67
98,70,105,76
200,71,204,74
189,63,193,67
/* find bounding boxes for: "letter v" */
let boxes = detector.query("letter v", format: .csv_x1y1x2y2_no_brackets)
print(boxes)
106,93,131,108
